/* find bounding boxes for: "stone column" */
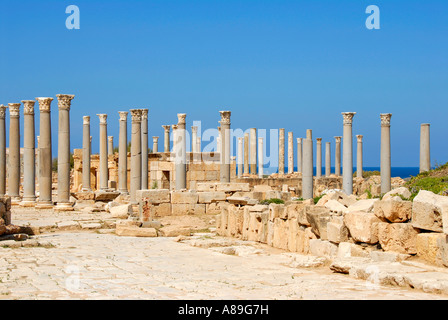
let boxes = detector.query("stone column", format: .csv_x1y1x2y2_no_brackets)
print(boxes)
342,112,356,195
278,129,285,175
302,130,313,199
217,127,222,155
172,125,178,153
108,136,114,156
82,116,91,191
191,126,198,153
258,137,264,178
118,112,129,194
219,111,231,183
325,142,331,177
22,100,37,206
130,109,142,204
36,98,53,208
356,135,363,178
316,138,322,178
175,114,187,190
381,114,392,194
237,137,243,178
97,114,109,191
288,132,293,174
297,138,302,174
0,105,6,196
420,124,431,173
334,137,342,176
153,137,159,153
8,103,21,203
162,125,171,153
196,137,201,154
244,133,249,175
56,94,75,211
141,109,149,190
250,128,257,174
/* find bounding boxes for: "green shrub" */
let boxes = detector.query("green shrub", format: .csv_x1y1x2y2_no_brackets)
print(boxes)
260,198,284,205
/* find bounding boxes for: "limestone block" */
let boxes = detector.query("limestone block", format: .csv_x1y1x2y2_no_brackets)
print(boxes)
309,239,338,258
382,187,412,201
110,204,133,219
227,205,245,237
286,202,306,221
171,191,199,204
171,203,205,216
345,199,378,214
337,242,370,259
116,226,157,238
196,183,217,192
198,192,227,204
190,171,206,181
267,221,274,246
205,171,219,181
73,191,95,201
206,202,226,215
248,211,269,243
324,200,347,213
253,185,272,192
412,190,448,233
265,190,282,200
374,200,412,223
416,233,448,267
216,183,250,192
139,203,172,221
159,226,192,237
269,203,287,221
287,218,299,252
137,189,170,204
344,211,381,244
273,218,289,250
281,192,292,202
377,222,419,254
305,206,331,240
327,216,349,244
94,191,120,202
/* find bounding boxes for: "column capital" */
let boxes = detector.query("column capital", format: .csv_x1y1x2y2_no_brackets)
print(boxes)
342,112,356,125
297,138,302,143
8,103,21,118
0,105,7,119
22,100,36,115
219,111,231,125
380,113,392,127
118,111,128,121
316,138,323,143
83,116,90,125
153,136,159,143
36,97,53,113
238,137,243,143
56,94,75,110
306,129,312,140
334,136,342,143
108,136,113,143
356,135,364,142
172,124,179,131
177,114,187,125
130,109,142,122
191,126,198,133
162,125,171,132
97,114,108,124
140,109,149,120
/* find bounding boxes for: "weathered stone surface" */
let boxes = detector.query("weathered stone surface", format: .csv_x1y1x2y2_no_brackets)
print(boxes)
171,204,206,216
73,191,95,201
305,206,331,240
416,233,448,267
196,183,217,192
412,190,448,233
382,187,412,201
216,183,250,192
345,199,378,213
324,200,347,213
198,192,227,204
327,216,349,244
94,191,120,202
374,200,412,223
269,204,287,221
370,250,410,263
337,242,370,259
253,185,272,192
110,204,133,219
272,218,288,250
309,239,338,258
116,222,157,237
171,191,199,204
137,189,170,204
377,222,419,254
206,202,227,215
159,226,191,237
227,205,244,238
344,211,381,244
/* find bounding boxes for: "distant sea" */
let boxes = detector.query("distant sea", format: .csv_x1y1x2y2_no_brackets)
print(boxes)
265,167,420,179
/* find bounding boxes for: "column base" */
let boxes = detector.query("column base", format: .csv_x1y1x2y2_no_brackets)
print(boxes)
36,202,54,210
54,203,75,212
20,200,36,208
10,197,22,206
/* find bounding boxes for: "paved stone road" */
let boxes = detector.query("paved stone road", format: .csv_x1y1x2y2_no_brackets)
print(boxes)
0,232,446,300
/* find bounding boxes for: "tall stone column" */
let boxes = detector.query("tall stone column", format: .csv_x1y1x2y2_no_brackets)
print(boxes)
36,98,53,208
217,127,222,155
196,137,201,154
162,125,171,153
172,125,178,154
316,138,322,178
302,129,313,199
356,135,363,178
56,94,75,211
82,116,91,191
244,133,249,175
153,137,159,153
278,129,285,175
325,142,331,177
258,137,264,178
118,112,129,194
141,109,149,190
130,109,142,204
191,126,198,153
381,114,392,194
108,136,114,156
175,114,187,190
8,103,21,203
420,124,431,173
250,128,257,174
21,101,37,206
97,114,109,191
237,137,243,178
0,105,6,196
334,137,342,176
342,112,356,195
288,132,293,174
219,111,231,183
297,138,302,174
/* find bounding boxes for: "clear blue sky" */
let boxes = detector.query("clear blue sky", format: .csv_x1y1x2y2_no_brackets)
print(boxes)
0,0,447,167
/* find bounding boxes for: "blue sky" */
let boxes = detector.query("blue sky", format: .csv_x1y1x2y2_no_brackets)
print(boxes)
0,0,447,167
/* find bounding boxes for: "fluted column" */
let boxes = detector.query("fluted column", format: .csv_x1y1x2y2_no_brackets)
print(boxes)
219,111,231,183
342,112,356,195
0,105,6,196
191,126,198,153
325,142,331,177
141,109,149,190
278,129,285,175
97,114,109,191
36,98,53,208
302,129,313,199
420,124,431,173
82,116,91,191
172,125,178,153
8,103,21,203
130,109,142,204
108,136,114,156
118,112,129,194
244,133,249,175
288,132,293,174
334,137,342,176
162,125,171,153
297,138,302,174
258,137,264,178
250,128,257,174
381,114,392,194
56,94,75,210
356,135,363,178
237,137,243,178
153,137,159,153
22,100,36,205
175,114,187,190
316,138,322,178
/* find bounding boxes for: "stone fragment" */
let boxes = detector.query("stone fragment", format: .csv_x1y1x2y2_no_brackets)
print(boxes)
171,191,199,204
137,189,171,204
337,242,370,259
382,187,412,201
345,199,378,213
327,216,349,244
412,190,448,233
116,226,158,238
344,211,381,244
198,192,227,204
374,200,412,223
416,233,448,267
377,222,419,254
94,191,120,202
324,200,347,213
305,206,331,240
309,239,338,258
109,204,133,219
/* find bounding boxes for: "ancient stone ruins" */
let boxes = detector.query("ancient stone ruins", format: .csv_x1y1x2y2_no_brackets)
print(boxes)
1,94,447,297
